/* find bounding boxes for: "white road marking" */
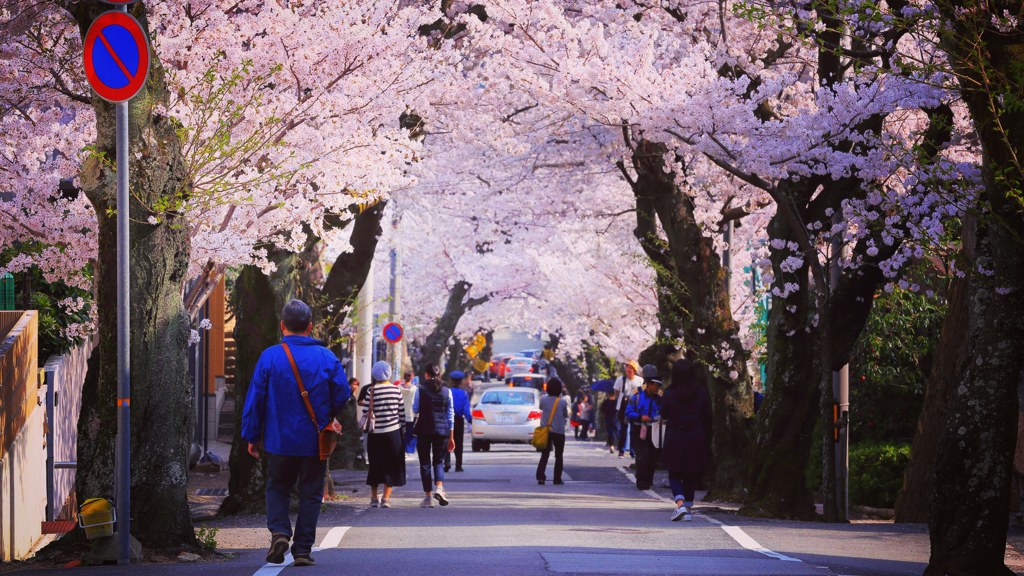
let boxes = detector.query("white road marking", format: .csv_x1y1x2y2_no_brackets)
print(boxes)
315,526,350,550
251,526,351,575
722,525,803,563
614,466,803,564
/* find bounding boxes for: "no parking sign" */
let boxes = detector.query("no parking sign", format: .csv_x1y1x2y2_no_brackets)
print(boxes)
83,11,149,102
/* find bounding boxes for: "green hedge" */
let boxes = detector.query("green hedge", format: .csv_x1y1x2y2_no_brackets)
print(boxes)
849,442,910,508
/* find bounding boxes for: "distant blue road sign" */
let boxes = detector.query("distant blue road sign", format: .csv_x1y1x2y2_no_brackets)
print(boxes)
83,11,149,103
382,323,404,344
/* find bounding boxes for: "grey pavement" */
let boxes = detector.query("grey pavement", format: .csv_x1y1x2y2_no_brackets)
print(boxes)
13,439,1022,575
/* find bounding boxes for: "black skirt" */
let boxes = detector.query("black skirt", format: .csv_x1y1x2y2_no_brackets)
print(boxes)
366,429,407,487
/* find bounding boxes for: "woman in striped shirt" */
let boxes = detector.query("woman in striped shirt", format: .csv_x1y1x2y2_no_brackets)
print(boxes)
361,361,407,507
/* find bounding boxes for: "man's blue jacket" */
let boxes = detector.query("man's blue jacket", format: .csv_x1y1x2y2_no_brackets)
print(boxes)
451,387,473,425
626,390,662,423
242,335,350,457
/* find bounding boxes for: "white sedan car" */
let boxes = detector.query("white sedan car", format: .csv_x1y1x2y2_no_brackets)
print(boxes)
470,387,542,451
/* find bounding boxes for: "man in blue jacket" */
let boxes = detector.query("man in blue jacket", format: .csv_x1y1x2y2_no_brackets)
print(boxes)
444,370,473,472
242,299,350,567
627,364,663,491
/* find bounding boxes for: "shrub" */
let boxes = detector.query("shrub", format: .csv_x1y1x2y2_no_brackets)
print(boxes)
849,442,911,508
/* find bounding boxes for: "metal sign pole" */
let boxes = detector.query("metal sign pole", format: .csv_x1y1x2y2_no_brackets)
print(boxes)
115,97,131,565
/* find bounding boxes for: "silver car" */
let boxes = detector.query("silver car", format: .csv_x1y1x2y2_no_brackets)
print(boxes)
470,387,542,451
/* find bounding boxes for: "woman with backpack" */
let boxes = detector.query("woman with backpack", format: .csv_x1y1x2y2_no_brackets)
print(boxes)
413,363,455,507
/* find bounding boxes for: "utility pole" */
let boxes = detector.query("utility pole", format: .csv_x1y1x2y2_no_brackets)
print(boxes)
830,216,850,521
388,210,402,379
355,262,374,387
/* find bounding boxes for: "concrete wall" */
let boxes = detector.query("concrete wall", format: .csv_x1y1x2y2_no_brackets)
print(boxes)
44,338,94,521
0,311,45,561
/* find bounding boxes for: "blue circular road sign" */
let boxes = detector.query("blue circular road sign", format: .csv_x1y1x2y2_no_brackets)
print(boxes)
382,323,404,344
83,11,150,103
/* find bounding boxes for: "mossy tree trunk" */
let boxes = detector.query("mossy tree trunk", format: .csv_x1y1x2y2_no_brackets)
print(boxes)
621,139,754,500
73,1,195,548
925,5,1024,572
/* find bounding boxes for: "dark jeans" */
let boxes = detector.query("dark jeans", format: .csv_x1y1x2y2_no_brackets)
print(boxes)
418,434,447,493
536,432,566,482
445,418,465,470
618,419,633,456
631,426,656,490
404,422,417,453
604,414,619,447
669,471,700,507
266,453,327,557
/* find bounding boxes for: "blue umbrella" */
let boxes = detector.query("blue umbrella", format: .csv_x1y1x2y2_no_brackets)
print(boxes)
590,378,615,393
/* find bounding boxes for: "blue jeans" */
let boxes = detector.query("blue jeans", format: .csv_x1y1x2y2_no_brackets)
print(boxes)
418,434,447,492
405,422,418,453
266,453,327,557
669,471,699,507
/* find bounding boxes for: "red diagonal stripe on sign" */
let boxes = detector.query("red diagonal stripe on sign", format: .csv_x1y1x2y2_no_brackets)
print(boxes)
97,29,134,82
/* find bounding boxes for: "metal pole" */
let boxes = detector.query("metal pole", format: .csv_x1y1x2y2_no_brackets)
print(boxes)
355,262,374,387
723,220,733,298
829,215,849,522
388,211,402,378
115,98,131,563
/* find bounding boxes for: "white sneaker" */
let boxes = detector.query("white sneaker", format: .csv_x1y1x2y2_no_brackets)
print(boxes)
370,496,381,508
381,498,391,508
433,488,449,507
420,496,435,508
671,505,689,522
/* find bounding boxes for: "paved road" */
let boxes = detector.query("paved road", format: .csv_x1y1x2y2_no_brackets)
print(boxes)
17,441,935,576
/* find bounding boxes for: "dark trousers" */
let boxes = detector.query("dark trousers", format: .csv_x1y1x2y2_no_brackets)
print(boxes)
266,453,327,557
404,422,417,453
618,418,632,455
417,434,447,493
631,426,656,490
578,420,591,440
604,414,619,447
536,432,566,482
444,418,465,470
669,471,700,506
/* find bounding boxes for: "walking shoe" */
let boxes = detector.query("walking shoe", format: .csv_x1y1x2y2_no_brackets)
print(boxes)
293,555,315,567
266,533,290,564
381,498,391,508
370,496,381,508
420,496,435,508
433,488,450,506
671,506,689,522
455,467,464,472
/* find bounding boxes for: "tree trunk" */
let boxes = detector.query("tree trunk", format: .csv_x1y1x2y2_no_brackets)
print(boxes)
742,210,820,519
626,141,754,500
221,252,296,515
73,1,195,548
924,6,1024,572
414,280,489,375
319,203,387,341
895,273,970,523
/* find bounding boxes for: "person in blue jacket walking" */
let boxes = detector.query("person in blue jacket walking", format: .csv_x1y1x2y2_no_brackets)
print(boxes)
242,300,350,567
627,364,663,491
445,370,473,472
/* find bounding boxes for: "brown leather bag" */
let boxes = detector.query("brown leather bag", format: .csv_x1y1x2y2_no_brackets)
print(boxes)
282,343,340,461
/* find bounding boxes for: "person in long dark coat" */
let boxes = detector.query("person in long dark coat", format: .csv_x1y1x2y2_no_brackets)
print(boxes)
660,358,712,522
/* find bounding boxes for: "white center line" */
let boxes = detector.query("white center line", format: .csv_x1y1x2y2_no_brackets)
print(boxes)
615,465,803,564
721,525,803,562
251,526,351,576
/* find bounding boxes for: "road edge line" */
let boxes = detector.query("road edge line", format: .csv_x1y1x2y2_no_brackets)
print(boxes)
315,526,351,550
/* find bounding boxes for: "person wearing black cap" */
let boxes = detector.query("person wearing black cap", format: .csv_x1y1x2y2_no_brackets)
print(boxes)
445,370,473,472
626,364,663,490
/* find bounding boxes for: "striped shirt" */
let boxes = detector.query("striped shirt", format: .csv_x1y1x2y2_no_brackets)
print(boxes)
360,383,405,434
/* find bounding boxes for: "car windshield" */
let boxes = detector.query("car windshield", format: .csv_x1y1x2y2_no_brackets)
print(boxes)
480,390,535,405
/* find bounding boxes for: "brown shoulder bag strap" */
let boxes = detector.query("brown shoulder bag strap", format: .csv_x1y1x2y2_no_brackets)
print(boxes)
282,342,319,431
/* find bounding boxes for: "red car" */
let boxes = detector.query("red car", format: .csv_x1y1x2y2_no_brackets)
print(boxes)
489,354,521,379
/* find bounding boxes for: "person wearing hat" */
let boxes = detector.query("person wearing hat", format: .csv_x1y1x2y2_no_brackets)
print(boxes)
361,360,407,508
613,360,644,458
626,364,664,490
444,370,473,472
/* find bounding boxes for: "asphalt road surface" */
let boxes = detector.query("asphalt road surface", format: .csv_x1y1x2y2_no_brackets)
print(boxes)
17,440,936,576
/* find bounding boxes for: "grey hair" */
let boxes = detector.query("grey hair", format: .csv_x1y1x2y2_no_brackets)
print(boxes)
281,299,313,333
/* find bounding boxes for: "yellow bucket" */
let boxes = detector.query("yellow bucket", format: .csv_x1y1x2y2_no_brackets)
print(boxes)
78,498,116,540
